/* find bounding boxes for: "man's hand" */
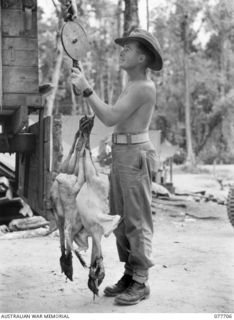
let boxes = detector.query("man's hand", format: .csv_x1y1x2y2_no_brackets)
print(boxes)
71,67,90,95
63,0,78,21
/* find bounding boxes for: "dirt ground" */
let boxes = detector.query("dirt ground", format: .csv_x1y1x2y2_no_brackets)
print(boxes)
0,198,234,313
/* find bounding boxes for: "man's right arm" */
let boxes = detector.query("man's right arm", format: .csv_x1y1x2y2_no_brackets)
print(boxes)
71,68,155,127
87,84,153,127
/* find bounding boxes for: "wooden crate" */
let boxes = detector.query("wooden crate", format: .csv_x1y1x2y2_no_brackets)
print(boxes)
0,1,51,218
0,0,41,113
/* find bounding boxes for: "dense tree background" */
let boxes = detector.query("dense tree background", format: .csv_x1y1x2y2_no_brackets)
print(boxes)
38,0,234,165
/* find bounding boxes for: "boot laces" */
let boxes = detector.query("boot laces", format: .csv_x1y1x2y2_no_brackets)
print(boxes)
116,274,132,286
124,280,144,295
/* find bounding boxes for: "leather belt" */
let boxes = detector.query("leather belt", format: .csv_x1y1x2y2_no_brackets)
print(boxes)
112,132,149,144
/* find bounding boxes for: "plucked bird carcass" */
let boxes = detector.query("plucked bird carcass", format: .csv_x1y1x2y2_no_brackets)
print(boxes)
50,116,120,297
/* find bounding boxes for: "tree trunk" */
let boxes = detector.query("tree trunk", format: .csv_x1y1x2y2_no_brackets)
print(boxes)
122,0,140,87
112,0,123,103
184,52,195,166
219,30,226,99
117,0,123,36
52,113,63,175
45,41,64,116
183,14,196,167
123,0,139,36
218,27,228,163
103,63,109,104
103,23,109,103
146,0,149,31
44,5,64,116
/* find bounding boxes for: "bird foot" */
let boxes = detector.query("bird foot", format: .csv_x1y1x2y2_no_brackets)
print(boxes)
87,257,105,295
60,252,73,281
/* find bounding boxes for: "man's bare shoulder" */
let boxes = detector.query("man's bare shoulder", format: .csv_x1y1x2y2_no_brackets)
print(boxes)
129,80,156,102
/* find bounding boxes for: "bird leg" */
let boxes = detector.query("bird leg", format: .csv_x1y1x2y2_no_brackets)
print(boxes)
50,180,68,277
60,251,73,281
60,115,94,174
78,115,95,151
56,174,84,281
88,257,105,299
83,148,98,184
60,129,80,173
87,232,105,296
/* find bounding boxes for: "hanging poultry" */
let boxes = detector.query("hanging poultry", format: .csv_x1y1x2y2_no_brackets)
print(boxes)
50,116,120,297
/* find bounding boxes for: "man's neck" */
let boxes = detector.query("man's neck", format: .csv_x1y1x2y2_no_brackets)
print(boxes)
126,68,147,82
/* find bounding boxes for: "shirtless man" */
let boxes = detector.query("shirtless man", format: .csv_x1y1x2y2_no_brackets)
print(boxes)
71,28,163,305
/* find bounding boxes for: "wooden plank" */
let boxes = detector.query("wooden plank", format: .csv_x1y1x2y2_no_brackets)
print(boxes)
1,1,38,12
0,4,2,111
3,93,41,107
17,153,25,198
9,105,28,133
38,109,44,210
18,119,40,213
0,133,35,152
1,9,37,38
23,153,30,198
0,110,15,115
152,198,187,208
3,66,38,93
21,120,40,209
15,152,19,197
1,1,23,10
2,37,38,66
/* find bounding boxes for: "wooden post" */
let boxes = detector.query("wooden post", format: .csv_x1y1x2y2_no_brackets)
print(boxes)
15,152,19,195
38,108,44,210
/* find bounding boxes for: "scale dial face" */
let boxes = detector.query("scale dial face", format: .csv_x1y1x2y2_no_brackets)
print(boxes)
61,20,89,61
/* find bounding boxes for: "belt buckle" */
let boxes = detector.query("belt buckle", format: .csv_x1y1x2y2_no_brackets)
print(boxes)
125,133,132,144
